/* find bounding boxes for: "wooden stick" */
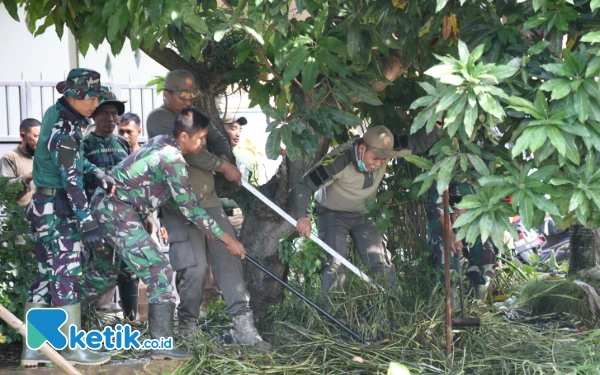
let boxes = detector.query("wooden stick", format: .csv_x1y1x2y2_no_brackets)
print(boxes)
0,304,82,375
443,187,452,356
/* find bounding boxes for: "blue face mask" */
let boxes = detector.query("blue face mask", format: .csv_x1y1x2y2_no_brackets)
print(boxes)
358,148,375,173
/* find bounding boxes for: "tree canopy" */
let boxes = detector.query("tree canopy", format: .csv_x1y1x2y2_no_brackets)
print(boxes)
3,0,600,270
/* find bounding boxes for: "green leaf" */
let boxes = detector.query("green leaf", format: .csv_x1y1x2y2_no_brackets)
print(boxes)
436,0,449,12
183,12,209,34
549,178,575,186
149,0,163,25
542,63,573,78
353,91,383,106
533,0,544,11
581,31,600,43
301,56,318,93
318,37,346,56
411,108,432,134
456,196,483,209
347,20,360,60
452,208,484,228
458,40,470,65
535,90,549,115
479,214,493,243
585,57,600,78
486,65,519,81
327,108,361,126
436,156,457,195
425,64,457,79
529,40,549,55
547,126,566,156
466,154,489,175
511,129,532,157
591,0,600,11
563,133,580,165
582,78,600,98
417,175,434,197
242,24,264,45
477,91,505,119
316,50,350,77
403,155,433,170
436,89,463,112
469,44,486,64
265,128,282,160
410,96,435,110
550,79,573,100
529,127,548,153
479,175,507,186
282,51,309,86
574,87,590,123
519,196,534,230
569,189,585,212
419,82,439,97
563,49,583,75
527,191,560,216
463,104,478,137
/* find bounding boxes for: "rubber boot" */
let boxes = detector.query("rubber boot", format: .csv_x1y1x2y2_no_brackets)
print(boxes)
60,304,111,366
20,302,51,367
148,303,190,360
473,282,490,301
117,276,138,321
230,312,271,351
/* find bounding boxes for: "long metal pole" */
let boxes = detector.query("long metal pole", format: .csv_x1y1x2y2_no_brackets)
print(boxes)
443,187,453,356
241,180,383,291
245,255,364,343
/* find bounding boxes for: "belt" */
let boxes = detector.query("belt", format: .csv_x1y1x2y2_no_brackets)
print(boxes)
37,187,58,195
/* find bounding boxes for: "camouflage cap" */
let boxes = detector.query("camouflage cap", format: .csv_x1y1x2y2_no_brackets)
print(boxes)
164,70,201,100
93,87,126,116
363,126,394,159
56,68,106,99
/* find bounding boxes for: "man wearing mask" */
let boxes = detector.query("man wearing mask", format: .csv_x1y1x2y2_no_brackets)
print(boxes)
294,126,440,298
147,70,270,350
0,118,40,207
21,68,113,367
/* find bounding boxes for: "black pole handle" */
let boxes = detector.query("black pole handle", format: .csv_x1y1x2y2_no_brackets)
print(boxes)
245,255,364,343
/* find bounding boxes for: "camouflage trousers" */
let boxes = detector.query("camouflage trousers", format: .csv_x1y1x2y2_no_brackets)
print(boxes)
26,192,82,306
81,191,175,304
428,217,496,286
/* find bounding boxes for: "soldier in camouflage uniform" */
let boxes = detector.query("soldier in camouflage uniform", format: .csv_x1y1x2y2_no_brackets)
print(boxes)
87,108,246,360
21,69,112,367
81,91,140,321
427,182,497,301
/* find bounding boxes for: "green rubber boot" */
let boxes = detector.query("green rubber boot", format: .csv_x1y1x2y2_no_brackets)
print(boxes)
20,302,51,367
473,282,490,301
59,303,111,366
149,303,190,360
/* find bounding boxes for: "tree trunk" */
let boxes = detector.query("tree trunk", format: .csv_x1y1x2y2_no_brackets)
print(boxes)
569,225,599,274
240,130,330,319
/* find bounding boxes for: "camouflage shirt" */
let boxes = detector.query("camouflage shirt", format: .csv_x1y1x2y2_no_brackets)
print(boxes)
33,97,98,225
83,132,131,201
110,134,224,239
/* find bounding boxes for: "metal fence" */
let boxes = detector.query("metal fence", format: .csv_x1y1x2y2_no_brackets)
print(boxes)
0,80,162,141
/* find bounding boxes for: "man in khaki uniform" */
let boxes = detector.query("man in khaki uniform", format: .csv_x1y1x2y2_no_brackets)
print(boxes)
0,119,40,206
147,70,270,349
295,126,440,295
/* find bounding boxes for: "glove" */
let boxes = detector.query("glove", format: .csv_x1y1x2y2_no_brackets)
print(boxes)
93,170,115,193
54,189,75,218
81,220,104,250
